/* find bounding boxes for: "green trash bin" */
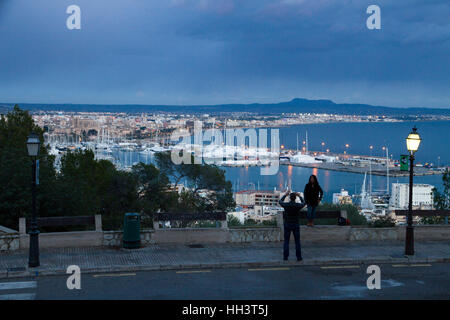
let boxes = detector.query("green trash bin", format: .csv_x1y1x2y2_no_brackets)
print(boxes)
123,213,141,249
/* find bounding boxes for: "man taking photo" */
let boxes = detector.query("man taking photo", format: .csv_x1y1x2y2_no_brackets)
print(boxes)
279,190,306,261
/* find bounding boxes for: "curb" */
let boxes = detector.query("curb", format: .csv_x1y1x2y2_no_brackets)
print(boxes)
1,256,449,279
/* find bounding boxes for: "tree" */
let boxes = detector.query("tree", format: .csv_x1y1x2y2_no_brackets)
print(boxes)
131,162,174,215
154,151,235,213
0,106,56,229
55,149,141,230
422,169,449,224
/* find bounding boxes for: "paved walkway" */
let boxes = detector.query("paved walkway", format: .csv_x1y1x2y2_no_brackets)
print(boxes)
1,241,449,278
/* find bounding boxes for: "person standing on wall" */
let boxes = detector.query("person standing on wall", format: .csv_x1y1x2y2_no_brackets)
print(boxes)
304,175,323,227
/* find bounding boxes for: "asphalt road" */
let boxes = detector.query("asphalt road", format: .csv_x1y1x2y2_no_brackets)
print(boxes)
1,262,449,300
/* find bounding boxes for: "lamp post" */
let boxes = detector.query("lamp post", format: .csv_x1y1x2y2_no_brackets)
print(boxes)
27,132,41,267
405,126,421,256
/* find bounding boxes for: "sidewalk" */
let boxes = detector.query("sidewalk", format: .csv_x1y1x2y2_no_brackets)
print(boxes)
1,240,449,278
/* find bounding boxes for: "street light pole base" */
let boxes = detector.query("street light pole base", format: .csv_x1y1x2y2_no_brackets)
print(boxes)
28,230,40,268
405,225,414,256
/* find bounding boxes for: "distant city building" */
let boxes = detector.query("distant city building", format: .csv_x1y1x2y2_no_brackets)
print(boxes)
389,183,434,209
234,190,282,208
332,189,353,205
253,205,284,216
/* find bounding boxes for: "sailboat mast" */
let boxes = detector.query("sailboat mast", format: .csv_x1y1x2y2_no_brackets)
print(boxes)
386,147,389,195
369,160,372,196
305,130,308,154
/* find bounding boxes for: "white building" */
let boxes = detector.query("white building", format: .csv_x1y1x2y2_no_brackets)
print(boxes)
235,190,282,208
332,189,353,205
389,183,434,209
290,153,321,164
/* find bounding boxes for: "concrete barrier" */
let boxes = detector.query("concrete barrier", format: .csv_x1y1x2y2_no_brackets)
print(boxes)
0,216,448,252
350,227,398,241
397,225,450,241
0,233,20,251
229,228,280,243
103,229,155,247
152,228,230,244
19,231,103,249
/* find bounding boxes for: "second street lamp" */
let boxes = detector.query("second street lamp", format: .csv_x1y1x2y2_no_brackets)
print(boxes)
405,126,421,256
27,132,41,268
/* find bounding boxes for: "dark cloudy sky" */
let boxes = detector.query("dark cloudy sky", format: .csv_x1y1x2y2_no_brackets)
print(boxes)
0,0,448,108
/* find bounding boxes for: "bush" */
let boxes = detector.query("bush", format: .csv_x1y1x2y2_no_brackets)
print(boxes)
261,218,277,227
227,215,242,227
368,215,396,228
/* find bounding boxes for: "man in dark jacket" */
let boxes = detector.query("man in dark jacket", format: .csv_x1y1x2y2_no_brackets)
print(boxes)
279,190,305,261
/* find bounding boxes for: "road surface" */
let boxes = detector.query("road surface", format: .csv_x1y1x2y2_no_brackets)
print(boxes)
1,262,449,300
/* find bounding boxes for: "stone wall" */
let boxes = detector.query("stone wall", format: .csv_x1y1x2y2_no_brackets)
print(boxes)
349,225,450,241
229,228,280,242
0,233,20,252
349,227,398,241
153,228,229,244
1,224,449,252
103,229,155,247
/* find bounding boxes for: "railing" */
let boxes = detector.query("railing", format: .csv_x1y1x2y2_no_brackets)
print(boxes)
20,215,102,234
394,210,450,224
152,212,228,229
297,210,347,220
394,210,450,217
276,210,348,227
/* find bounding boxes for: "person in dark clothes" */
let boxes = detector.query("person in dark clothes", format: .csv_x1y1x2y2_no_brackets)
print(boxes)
303,175,323,227
278,190,305,261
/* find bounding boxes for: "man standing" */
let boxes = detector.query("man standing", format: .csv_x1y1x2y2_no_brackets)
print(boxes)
279,190,305,261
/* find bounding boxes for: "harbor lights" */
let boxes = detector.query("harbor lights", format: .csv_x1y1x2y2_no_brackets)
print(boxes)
321,142,325,153
405,126,421,256
27,132,41,267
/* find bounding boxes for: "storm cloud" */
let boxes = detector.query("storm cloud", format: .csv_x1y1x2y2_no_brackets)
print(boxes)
0,0,448,108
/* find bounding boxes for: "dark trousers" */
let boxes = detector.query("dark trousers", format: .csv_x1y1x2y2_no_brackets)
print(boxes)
307,205,317,220
283,222,302,259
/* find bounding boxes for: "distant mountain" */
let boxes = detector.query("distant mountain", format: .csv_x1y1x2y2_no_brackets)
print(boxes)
2,99,450,116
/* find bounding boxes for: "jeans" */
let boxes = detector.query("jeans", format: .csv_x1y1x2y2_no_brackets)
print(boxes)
283,222,302,259
307,205,317,220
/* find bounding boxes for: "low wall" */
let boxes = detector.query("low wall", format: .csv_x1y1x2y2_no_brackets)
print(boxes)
350,225,450,241
19,231,103,249
397,225,450,241
229,228,280,242
0,233,20,251
152,228,229,244
1,224,449,252
350,227,398,241
103,229,155,247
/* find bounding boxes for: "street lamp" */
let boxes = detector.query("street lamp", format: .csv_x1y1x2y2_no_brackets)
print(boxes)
405,126,421,256
27,132,41,267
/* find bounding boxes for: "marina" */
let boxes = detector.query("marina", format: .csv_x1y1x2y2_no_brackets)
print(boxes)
280,152,442,177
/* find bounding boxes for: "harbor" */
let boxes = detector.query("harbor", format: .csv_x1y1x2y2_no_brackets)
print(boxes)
279,150,443,177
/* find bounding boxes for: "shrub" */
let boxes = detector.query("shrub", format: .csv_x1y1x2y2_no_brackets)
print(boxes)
368,215,396,228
